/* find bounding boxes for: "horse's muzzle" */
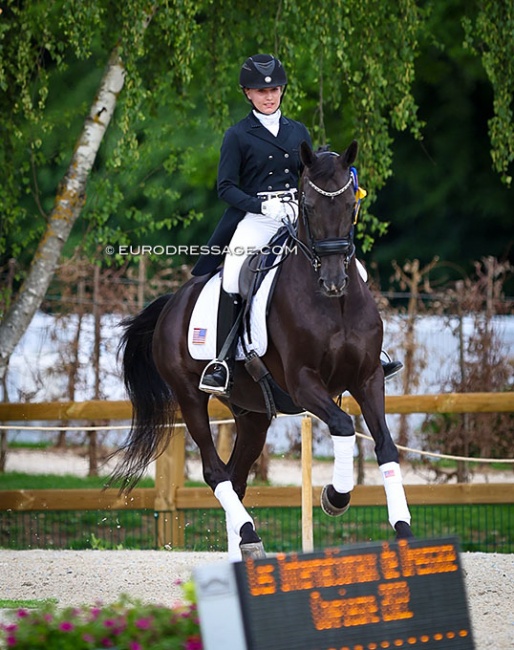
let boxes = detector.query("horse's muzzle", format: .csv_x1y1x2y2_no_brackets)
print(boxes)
319,275,348,297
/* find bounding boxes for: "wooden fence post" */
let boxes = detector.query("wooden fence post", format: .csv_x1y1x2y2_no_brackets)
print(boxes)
216,422,234,463
155,425,186,548
301,415,314,553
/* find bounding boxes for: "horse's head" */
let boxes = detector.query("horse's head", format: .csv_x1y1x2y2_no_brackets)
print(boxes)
299,140,359,297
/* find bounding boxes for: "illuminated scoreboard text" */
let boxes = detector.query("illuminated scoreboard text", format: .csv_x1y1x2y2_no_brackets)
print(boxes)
234,538,474,650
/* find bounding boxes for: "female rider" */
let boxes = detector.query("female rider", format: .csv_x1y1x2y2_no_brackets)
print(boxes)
193,54,401,395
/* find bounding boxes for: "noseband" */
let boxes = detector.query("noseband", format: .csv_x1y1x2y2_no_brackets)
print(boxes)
299,167,357,272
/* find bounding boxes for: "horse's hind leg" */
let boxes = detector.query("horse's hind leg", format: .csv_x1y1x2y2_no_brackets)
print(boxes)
353,377,413,539
210,409,269,561
224,411,271,560
173,388,260,556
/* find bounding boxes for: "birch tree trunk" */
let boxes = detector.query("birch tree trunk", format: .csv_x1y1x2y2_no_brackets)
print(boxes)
0,49,125,385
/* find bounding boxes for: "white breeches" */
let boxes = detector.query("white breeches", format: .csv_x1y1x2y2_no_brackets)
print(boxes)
222,203,298,293
221,203,367,293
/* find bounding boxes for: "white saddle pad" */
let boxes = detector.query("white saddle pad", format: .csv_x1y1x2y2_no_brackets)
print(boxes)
188,269,278,361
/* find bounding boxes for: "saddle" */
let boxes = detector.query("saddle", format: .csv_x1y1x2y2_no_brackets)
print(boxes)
188,227,304,417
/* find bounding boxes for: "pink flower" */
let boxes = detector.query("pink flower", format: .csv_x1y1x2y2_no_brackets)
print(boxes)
135,617,152,630
16,609,29,618
59,621,74,632
129,643,143,650
83,633,95,643
185,635,203,650
6,636,17,647
3,624,17,633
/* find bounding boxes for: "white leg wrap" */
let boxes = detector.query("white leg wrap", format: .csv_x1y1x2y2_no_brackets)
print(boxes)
214,481,254,537
380,461,411,528
225,513,243,562
331,434,355,493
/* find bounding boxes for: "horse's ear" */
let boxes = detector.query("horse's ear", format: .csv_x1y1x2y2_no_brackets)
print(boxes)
300,140,316,168
341,140,358,167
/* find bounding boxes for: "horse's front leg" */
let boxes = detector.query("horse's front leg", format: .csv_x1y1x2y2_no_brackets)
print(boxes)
353,371,413,539
291,369,357,517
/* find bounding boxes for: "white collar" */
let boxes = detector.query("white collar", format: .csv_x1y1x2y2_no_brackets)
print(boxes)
253,109,281,136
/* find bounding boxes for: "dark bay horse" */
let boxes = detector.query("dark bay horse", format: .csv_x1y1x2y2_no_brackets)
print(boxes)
113,140,413,560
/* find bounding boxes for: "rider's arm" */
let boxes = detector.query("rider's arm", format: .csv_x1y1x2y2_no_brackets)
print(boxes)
217,127,264,215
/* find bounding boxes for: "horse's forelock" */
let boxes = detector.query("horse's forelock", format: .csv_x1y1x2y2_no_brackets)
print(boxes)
308,150,341,182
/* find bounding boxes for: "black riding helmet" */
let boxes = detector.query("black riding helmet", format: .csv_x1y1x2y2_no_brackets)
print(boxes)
239,54,288,89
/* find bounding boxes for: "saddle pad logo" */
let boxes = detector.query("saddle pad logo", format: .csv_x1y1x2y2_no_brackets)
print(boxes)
193,327,207,345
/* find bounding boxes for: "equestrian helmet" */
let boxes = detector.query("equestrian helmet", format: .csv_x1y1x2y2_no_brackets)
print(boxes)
239,54,288,89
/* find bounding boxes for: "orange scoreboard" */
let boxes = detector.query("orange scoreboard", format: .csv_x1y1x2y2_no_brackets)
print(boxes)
195,537,475,650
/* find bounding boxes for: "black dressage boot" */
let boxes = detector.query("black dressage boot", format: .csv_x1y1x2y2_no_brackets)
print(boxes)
382,360,403,379
199,290,242,395
381,352,403,380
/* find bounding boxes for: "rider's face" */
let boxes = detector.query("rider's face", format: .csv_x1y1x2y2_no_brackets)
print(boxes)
245,86,283,114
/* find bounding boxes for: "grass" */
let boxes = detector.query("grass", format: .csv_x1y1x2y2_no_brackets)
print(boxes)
0,472,155,490
6,441,53,450
178,503,514,553
0,598,58,609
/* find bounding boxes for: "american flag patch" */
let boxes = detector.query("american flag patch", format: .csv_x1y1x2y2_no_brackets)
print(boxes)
192,327,207,345
384,469,396,478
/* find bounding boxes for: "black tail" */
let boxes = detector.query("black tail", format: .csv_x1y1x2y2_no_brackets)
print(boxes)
109,294,176,491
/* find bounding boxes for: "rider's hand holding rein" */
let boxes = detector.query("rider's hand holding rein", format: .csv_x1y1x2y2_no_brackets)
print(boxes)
261,197,288,221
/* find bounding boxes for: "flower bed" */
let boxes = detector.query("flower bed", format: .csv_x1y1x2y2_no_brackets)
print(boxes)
0,587,202,649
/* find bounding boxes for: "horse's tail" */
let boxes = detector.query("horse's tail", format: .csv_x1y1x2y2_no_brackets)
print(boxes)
109,294,176,491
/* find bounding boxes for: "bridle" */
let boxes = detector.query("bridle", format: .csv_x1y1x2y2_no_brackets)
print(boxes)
295,162,357,272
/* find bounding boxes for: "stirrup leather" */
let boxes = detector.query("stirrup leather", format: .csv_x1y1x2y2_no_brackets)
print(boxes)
199,359,231,395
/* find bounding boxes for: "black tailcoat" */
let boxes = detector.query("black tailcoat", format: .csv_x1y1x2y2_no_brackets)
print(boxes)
192,111,312,276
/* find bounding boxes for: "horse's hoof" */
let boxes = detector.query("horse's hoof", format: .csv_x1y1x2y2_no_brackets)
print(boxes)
240,541,266,560
395,521,414,539
321,484,351,517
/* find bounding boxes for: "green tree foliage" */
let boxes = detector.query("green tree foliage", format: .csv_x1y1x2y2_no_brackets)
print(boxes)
1,0,426,272
463,1,514,186
1,0,513,381
369,0,513,283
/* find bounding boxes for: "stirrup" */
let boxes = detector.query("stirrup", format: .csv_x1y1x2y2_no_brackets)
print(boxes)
199,359,231,395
